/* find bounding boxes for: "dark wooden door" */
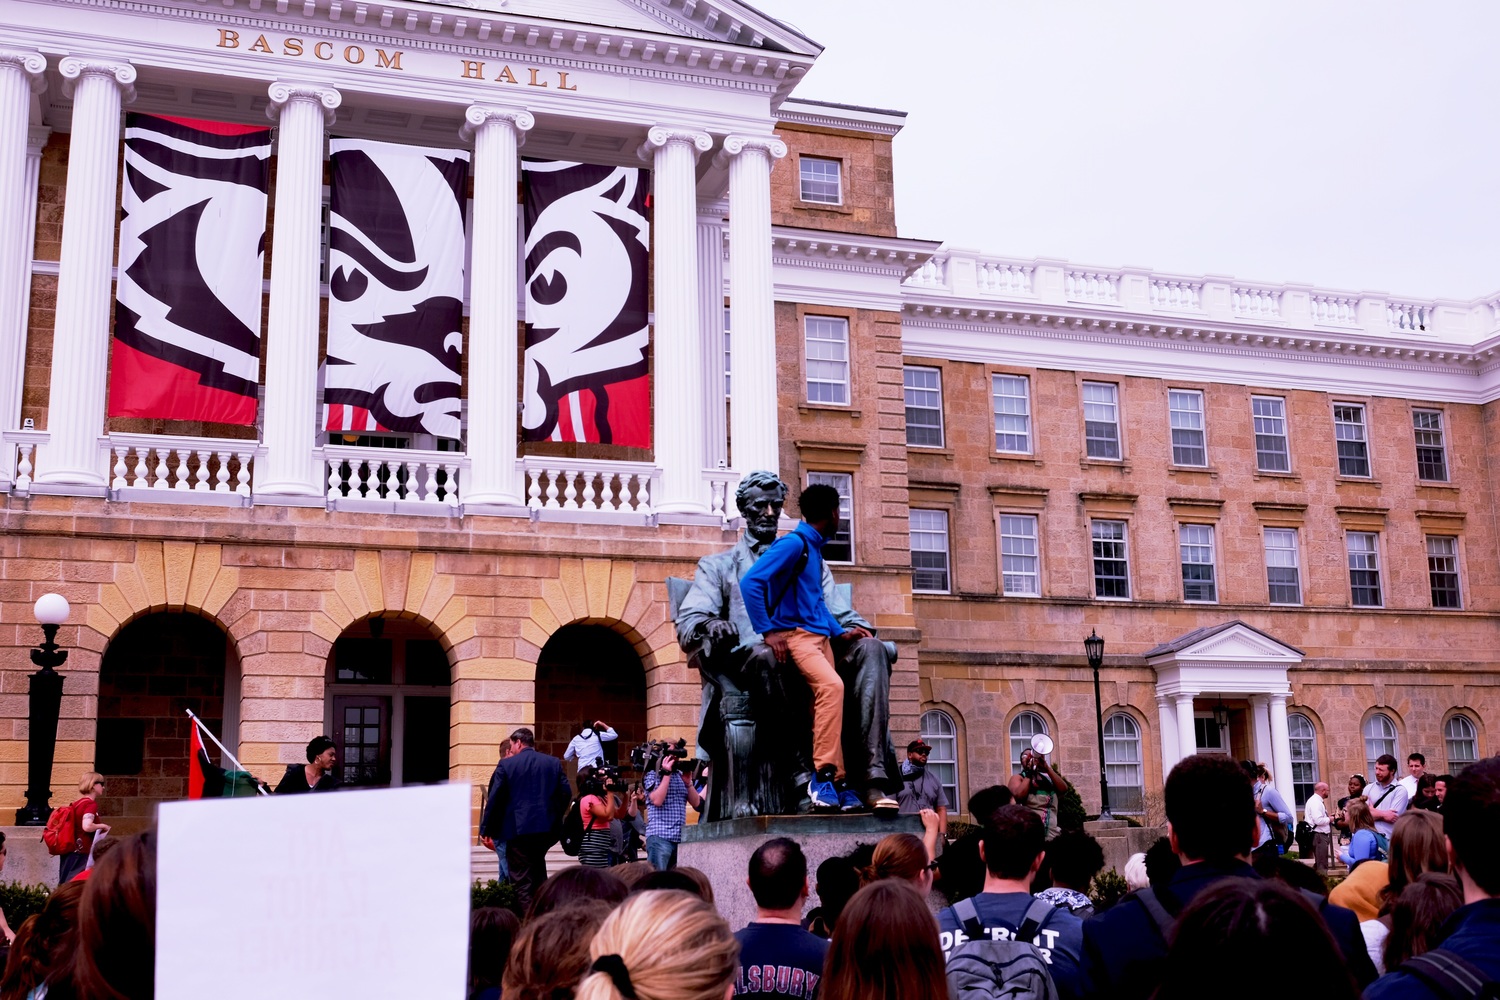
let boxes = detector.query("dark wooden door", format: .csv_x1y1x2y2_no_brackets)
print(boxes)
334,695,391,787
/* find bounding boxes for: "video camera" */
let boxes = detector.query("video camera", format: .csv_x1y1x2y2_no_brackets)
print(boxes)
578,763,626,797
630,737,693,776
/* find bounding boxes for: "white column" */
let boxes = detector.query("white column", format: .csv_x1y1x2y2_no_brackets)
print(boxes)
1173,693,1198,770
1156,694,1179,774
1268,692,1294,793
1250,694,1273,766
696,204,727,471
717,134,786,476
0,50,45,486
34,58,134,489
459,104,533,509
255,83,340,498
639,126,711,514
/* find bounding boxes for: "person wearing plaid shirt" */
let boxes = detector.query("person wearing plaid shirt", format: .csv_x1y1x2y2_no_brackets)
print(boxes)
642,757,701,871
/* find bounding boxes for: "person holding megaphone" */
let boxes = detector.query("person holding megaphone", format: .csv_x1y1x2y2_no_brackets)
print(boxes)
1008,733,1070,841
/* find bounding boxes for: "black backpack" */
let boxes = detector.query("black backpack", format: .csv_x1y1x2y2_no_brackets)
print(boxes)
558,798,584,857
1399,950,1500,999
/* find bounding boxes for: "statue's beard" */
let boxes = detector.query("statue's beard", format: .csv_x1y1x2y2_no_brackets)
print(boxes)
745,519,779,545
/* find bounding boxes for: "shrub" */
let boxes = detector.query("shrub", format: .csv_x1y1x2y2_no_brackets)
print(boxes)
0,882,50,925
1089,867,1129,912
1053,769,1087,832
471,878,523,916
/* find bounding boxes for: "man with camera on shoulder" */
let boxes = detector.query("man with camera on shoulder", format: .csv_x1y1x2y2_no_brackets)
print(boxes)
641,740,703,871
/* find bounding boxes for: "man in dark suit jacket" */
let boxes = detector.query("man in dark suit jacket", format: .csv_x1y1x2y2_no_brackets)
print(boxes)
480,727,572,908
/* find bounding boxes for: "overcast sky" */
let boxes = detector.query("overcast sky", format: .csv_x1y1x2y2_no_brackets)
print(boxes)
752,1,1499,301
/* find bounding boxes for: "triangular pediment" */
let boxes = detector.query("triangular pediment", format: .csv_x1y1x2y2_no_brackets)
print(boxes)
1145,621,1304,663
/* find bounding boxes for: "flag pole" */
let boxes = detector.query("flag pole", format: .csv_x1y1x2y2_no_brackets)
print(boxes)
185,708,270,796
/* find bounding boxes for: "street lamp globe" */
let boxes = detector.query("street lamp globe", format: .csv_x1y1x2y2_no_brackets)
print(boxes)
33,593,70,626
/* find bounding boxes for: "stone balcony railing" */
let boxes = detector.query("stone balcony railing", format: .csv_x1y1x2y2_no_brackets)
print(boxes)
905,250,1500,344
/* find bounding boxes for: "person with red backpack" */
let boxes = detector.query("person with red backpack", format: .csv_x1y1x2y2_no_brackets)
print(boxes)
48,772,110,882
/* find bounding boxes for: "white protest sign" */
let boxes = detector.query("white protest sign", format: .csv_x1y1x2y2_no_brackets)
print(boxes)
156,782,470,999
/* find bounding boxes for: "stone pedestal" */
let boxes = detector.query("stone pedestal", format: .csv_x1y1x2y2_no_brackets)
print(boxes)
1084,818,1164,880
680,813,920,930
0,827,61,888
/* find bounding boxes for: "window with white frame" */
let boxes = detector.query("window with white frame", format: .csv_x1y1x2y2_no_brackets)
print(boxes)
1264,528,1302,605
1445,715,1479,772
1413,409,1449,482
1334,403,1371,477
804,316,849,405
992,374,1032,453
1169,389,1208,466
1104,713,1144,814
806,472,853,563
999,514,1040,596
920,709,959,810
1179,524,1218,602
1288,713,1319,807
1427,536,1462,609
798,156,842,205
1009,711,1049,774
910,509,951,593
904,366,944,447
1347,532,1383,607
1252,395,1291,472
1083,382,1121,459
1091,520,1130,599
1364,713,1398,774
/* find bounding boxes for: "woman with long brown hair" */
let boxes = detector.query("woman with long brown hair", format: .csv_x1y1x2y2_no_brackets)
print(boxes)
821,879,950,1000
71,830,156,1000
858,833,933,895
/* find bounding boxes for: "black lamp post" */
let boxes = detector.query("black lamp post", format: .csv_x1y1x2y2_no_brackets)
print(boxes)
17,594,69,826
1212,697,1230,750
1085,629,1112,821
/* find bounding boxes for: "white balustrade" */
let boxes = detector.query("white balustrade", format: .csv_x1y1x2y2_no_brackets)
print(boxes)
975,260,1033,295
106,434,254,497
1149,278,1203,312
1388,301,1431,332
1065,269,1119,304
324,445,460,507
1232,286,1283,320
705,468,740,520
3,429,45,492
909,257,947,288
521,459,657,514
1310,293,1359,327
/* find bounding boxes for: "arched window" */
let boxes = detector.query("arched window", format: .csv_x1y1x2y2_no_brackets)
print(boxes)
1445,715,1479,772
1103,713,1143,815
920,709,959,811
1288,713,1319,807
1009,711,1049,775
1364,713,1398,775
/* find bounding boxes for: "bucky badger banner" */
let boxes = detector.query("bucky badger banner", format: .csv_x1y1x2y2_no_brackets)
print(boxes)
522,160,650,447
324,139,469,440
108,114,271,424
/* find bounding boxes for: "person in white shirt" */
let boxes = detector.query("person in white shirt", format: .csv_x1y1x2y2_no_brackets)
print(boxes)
1304,781,1332,875
563,720,618,770
1397,752,1425,801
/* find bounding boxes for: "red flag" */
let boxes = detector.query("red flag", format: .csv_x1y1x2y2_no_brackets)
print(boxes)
188,723,208,799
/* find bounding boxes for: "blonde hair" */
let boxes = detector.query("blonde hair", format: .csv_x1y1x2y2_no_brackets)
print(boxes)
78,772,103,796
1345,797,1375,834
859,834,928,886
574,890,738,1000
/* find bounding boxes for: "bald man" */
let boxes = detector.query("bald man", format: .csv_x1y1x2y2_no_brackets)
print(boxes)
1305,781,1332,875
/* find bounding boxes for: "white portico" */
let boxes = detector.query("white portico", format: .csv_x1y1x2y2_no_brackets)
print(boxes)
0,0,821,518
1148,621,1305,791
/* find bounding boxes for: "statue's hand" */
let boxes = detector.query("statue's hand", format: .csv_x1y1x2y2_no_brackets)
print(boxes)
704,619,739,648
840,626,872,642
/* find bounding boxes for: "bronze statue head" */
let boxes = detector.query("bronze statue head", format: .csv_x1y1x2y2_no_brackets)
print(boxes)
734,470,787,545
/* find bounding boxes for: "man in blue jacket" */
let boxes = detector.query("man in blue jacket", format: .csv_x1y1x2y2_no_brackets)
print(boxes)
1366,755,1500,998
740,483,867,812
479,727,571,909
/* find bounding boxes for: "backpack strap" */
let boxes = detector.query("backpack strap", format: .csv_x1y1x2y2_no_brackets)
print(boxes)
952,897,986,941
1400,950,1494,1000
1015,897,1058,943
1134,887,1180,942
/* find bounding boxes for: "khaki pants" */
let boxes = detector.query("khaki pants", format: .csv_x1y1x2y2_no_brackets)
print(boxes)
784,629,845,781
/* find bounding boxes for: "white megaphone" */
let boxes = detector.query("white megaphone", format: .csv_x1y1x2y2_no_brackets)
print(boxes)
1030,733,1054,756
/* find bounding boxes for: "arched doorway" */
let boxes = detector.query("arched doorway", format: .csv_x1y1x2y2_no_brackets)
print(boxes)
96,612,237,831
325,616,451,788
534,624,647,776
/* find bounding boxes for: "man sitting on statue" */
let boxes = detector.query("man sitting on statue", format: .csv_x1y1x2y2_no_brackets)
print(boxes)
673,469,897,817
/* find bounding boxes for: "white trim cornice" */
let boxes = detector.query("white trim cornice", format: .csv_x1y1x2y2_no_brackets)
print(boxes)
772,225,940,280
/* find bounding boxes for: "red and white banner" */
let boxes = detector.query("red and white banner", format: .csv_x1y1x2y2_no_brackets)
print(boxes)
522,160,651,447
108,114,270,424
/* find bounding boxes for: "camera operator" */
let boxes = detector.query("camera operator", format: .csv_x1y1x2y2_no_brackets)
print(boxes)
1008,745,1070,841
563,720,618,771
642,746,703,871
576,765,626,868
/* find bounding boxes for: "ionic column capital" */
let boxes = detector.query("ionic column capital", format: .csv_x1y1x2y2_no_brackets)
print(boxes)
713,133,787,169
0,49,47,93
57,57,136,102
637,125,712,163
1268,691,1290,706
27,126,51,155
266,82,341,124
461,104,535,143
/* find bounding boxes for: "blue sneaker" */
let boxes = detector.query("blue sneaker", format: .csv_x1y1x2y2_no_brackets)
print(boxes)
837,785,864,812
808,772,840,811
